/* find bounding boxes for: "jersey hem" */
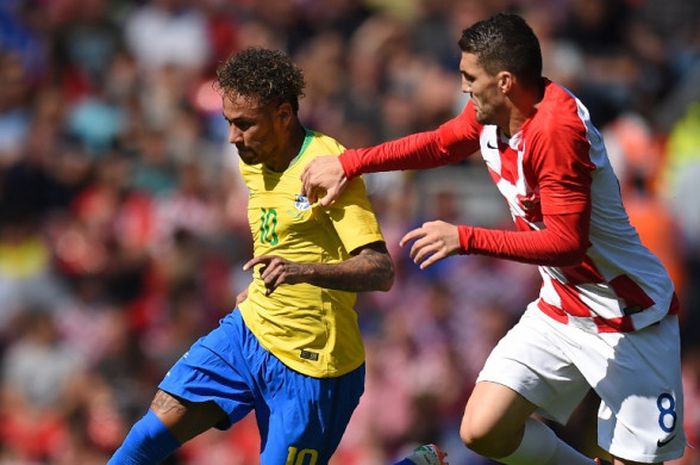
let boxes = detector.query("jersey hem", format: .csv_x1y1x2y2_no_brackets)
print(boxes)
238,306,365,379
604,442,686,463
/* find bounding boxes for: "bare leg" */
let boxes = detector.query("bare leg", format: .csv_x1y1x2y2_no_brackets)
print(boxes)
150,389,227,444
460,381,538,458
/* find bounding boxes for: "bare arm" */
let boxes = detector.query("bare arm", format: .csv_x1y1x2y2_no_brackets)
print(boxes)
243,241,394,295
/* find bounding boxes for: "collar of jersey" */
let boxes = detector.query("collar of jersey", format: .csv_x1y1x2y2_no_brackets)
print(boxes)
260,128,314,176
289,127,314,169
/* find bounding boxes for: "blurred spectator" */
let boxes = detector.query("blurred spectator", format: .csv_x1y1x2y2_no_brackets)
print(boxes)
0,307,82,462
50,0,123,98
0,52,32,166
124,0,210,74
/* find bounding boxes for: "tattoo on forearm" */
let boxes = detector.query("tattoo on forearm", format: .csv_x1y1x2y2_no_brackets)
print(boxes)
304,245,394,292
350,249,393,291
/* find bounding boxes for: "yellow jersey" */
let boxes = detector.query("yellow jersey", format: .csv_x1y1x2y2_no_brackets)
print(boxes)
238,129,384,378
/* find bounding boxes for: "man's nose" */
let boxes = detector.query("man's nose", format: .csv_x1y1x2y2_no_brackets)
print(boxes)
228,126,243,144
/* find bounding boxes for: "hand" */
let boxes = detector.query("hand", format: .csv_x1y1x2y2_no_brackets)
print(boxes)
399,220,461,269
300,156,348,207
235,288,248,306
243,255,307,295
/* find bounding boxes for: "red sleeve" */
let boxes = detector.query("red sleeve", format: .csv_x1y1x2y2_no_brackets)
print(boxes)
339,102,482,179
528,104,595,216
458,208,591,267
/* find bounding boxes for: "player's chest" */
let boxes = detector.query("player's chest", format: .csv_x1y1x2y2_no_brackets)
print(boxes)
479,128,542,222
247,189,320,245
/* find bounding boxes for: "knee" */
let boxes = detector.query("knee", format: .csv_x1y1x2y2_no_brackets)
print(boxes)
459,412,520,458
460,415,494,456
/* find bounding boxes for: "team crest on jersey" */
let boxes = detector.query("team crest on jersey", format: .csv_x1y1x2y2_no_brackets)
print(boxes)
294,194,311,211
516,192,543,223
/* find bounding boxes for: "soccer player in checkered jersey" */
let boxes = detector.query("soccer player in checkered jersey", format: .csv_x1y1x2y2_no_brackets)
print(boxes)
301,13,685,465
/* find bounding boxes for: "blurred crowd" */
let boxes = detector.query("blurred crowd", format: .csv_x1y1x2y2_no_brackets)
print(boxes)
0,0,699,464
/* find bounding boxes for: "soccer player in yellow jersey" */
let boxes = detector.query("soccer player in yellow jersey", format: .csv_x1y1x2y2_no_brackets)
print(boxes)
106,48,397,465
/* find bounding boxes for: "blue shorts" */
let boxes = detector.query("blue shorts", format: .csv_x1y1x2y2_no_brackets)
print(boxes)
158,309,365,465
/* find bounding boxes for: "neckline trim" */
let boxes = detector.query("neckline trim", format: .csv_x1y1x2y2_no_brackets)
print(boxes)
287,127,313,170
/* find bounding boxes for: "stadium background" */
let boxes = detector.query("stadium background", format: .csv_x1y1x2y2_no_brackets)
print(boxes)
0,0,699,464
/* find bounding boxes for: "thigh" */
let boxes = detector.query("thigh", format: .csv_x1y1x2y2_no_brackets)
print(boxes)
158,311,257,432
259,362,365,465
476,306,591,425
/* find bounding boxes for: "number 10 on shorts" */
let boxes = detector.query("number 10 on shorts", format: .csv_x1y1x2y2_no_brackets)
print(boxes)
286,447,319,465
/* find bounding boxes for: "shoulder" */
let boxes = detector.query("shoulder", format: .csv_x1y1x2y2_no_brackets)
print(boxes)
527,81,589,145
307,130,346,154
294,130,346,169
524,82,596,176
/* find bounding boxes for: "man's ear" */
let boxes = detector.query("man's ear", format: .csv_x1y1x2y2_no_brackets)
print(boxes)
277,102,294,124
498,71,513,94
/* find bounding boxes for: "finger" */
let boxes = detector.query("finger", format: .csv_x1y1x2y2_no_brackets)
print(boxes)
318,188,335,207
243,255,273,271
300,165,319,201
265,272,288,295
419,249,446,269
262,269,277,294
411,237,439,262
300,175,311,198
307,187,318,204
259,259,280,281
399,228,426,247
264,268,289,296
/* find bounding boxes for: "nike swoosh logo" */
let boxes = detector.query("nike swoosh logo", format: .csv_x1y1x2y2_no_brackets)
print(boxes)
657,434,676,447
486,141,498,150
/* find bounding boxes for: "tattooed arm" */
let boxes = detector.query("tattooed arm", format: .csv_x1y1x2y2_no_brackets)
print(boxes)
243,241,394,295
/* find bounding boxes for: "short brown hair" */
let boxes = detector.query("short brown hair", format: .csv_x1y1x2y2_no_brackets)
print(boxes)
459,13,542,89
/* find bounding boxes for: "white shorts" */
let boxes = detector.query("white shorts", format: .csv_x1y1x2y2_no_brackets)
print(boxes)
477,304,686,463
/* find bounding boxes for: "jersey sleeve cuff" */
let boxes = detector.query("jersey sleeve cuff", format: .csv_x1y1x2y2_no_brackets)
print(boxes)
339,149,361,179
457,224,473,254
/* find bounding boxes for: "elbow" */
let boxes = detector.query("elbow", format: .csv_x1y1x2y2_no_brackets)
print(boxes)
379,272,395,292
550,241,588,267
376,259,395,292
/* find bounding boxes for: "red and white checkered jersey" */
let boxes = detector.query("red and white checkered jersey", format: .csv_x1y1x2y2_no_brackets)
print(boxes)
340,80,678,333
469,81,677,333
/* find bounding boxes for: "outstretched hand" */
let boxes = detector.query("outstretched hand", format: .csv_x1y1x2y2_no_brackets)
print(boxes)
399,220,461,269
300,156,348,207
243,255,307,295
